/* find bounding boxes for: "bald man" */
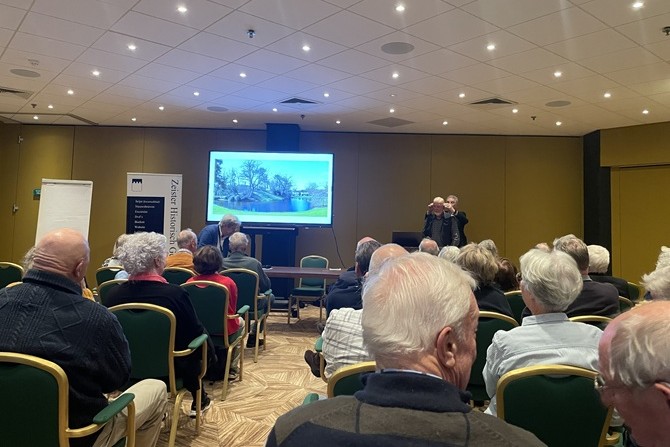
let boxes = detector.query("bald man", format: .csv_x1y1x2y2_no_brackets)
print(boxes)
166,228,198,271
306,244,409,379
597,301,670,447
0,229,167,447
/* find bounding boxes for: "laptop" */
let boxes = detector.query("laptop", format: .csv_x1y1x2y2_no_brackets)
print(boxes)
391,231,424,248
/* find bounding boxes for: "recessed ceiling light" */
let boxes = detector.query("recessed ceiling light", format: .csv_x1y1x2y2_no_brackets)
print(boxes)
392,72,399,79
33,115,39,120
233,119,238,123
323,92,329,98
390,93,396,97
193,91,200,96
442,121,448,126
131,117,137,122
67,89,74,95
272,108,278,112
632,2,644,9
556,121,562,126
127,44,136,51
177,6,187,13
458,93,465,98
47,104,53,109
336,120,341,124
486,44,496,51
158,105,165,111
642,109,649,114
603,92,611,98
512,108,518,114
389,108,395,113
239,72,247,78
554,71,562,78
302,45,310,52
395,5,405,12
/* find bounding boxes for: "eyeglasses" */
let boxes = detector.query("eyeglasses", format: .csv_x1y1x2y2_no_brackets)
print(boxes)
594,373,670,393
515,272,522,282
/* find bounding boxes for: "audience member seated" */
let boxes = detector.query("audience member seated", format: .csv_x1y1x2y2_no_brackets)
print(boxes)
102,234,128,268
166,228,198,271
272,252,544,447
438,245,460,263
325,237,381,315
198,214,240,258
304,244,407,379
418,237,439,255
478,239,498,258
522,235,620,319
598,301,670,447
495,258,520,292
221,232,273,348
0,228,167,447
456,243,514,318
641,265,670,300
588,244,629,298
483,248,602,416
187,245,242,379
105,231,211,418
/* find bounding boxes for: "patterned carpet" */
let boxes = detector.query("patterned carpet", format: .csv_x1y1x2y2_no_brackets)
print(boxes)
158,306,326,447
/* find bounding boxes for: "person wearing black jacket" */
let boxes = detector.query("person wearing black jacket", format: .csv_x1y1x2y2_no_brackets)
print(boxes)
423,195,468,248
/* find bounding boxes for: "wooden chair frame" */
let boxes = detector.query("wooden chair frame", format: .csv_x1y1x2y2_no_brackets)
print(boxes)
326,360,376,398
569,315,612,325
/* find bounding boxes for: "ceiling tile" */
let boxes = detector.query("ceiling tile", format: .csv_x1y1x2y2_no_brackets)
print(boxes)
208,63,276,84
442,62,512,85
111,11,198,47
488,47,568,74
645,40,670,62
356,31,440,63
50,73,112,93
450,30,537,62
628,79,670,96
235,49,308,74
9,32,86,61
135,63,201,84
119,74,180,93
360,64,429,86
178,32,257,62
266,32,347,62
462,0,568,28
328,76,387,95
76,48,149,73
0,3,27,29
256,75,318,95
508,7,607,46
1,48,71,73
31,0,129,29
317,49,389,75
579,0,670,27
405,9,498,47
616,12,670,45
400,76,461,95
92,32,172,61
0,28,12,47
472,75,540,95
284,64,350,85
400,49,478,75
551,74,621,97
545,29,638,60
579,47,661,74
520,62,595,84
102,84,161,101
349,0,454,28
302,10,394,48
132,0,233,30
240,0,340,30
154,49,227,73
206,11,294,47
186,75,246,95
61,62,129,84
20,12,105,46
606,62,670,85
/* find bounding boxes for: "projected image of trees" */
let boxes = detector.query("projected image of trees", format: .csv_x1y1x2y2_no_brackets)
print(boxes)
213,158,329,216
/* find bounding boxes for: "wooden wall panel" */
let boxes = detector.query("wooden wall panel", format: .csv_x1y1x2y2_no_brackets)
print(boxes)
601,122,670,167
0,124,21,262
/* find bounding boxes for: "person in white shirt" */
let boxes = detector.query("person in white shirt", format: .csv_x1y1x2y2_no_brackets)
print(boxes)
483,247,602,415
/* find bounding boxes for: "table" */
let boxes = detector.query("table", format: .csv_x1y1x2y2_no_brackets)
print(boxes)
263,266,343,281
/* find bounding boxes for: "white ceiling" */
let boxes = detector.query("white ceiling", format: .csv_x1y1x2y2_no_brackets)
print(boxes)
0,0,669,136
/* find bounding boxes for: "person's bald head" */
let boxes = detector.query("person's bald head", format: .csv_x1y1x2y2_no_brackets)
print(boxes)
356,236,376,248
368,243,408,275
32,228,90,283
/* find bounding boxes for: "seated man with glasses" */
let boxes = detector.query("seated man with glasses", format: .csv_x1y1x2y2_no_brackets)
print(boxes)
483,247,603,415
597,300,670,447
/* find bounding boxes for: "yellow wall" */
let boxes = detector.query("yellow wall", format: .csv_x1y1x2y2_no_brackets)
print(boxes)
602,121,670,283
0,123,583,278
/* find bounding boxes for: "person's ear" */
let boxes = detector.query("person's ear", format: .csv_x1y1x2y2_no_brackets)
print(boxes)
355,262,363,277
436,326,457,369
654,382,670,408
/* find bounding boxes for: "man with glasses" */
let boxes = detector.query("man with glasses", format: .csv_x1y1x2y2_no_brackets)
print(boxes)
597,301,670,447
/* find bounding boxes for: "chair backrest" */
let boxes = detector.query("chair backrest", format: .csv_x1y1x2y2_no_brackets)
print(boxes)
96,266,124,287
626,281,641,301
504,290,525,325
468,311,519,401
0,262,24,289
221,268,261,317
109,303,177,394
181,281,230,347
618,296,634,313
569,315,612,330
98,279,127,307
0,352,66,446
299,255,328,289
162,267,194,285
327,361,376,398
497,364,613,447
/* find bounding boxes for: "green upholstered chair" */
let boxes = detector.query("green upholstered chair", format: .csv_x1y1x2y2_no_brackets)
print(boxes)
497,364,619,447
0,262,24,289
303,361,376,405
96,266,124,288
289,255,328,324
220,268,268,363
181,280,248,400
109,303,208,447
467,311,518,404
569,315,612,330
162,267,194,285
626,281,641,301
98,279,127,307
0,351,136,447
618,296,634,313
314,336,327,383
504,290,525,325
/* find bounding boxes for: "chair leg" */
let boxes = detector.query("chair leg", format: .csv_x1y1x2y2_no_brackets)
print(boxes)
262,316,267,352
222,347,233,400
239,340,244,381
318,298,323,322
169,392,186,447
287,296,292,324
253,331,259,363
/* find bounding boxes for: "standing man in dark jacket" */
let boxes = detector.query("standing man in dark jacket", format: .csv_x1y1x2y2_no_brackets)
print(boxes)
423,195,468,248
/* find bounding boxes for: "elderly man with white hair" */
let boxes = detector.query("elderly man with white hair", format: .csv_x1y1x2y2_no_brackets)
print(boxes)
483,248,603,416
197,214,241,258
270,252,544,446
641,266,670,300
165,228,198,271
597,301,670,447
587,244,630,298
